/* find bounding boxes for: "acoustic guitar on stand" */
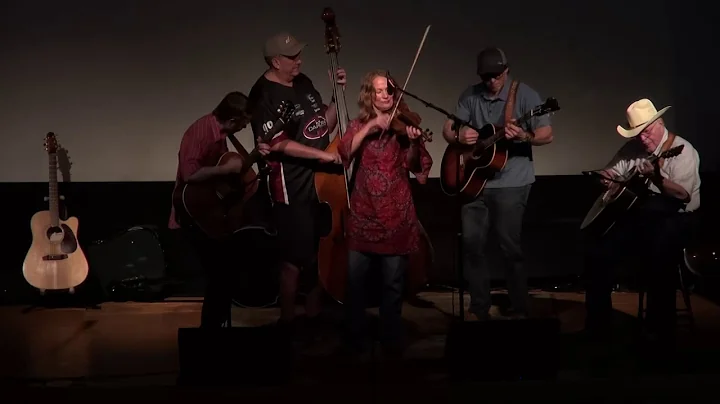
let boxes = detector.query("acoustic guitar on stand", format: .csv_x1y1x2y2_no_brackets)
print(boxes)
580,145,685,237
439,98,560,198
23,132,89,294
173,100,295,240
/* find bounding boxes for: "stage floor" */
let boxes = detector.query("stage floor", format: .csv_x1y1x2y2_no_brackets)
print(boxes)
2,290,720,398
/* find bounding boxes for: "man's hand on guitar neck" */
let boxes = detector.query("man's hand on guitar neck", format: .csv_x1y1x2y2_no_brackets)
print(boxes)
637,159,660,178
504,121,530,141
255,137,271,158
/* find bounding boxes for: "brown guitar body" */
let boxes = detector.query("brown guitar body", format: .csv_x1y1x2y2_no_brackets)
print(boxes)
174,148,272,240
440,124,509,198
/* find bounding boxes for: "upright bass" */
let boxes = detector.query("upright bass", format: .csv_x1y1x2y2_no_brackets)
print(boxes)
314,8,352,303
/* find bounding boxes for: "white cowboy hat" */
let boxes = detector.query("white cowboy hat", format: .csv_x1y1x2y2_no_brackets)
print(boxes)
616,98,671,138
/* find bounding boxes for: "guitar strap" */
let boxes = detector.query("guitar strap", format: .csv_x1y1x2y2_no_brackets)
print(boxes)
657,131,676,169
503,80,519,125
502,80,533,161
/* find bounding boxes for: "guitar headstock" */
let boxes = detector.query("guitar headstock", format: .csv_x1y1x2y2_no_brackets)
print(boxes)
276,100,296,124
321,7,341,54
44,132,58,154
660,145,684,159
531,97,560,117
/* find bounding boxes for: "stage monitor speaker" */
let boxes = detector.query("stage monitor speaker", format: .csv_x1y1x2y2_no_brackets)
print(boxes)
177,326,293,386
444,318,561,382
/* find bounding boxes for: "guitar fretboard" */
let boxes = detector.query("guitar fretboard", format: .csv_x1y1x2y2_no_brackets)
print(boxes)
48,152,59,227
476,112,535,151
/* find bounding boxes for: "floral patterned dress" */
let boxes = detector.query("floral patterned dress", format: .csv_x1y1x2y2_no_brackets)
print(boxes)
338,119,433,255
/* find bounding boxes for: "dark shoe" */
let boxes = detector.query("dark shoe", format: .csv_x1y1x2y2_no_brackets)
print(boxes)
500,307,528,319
466,308,491,321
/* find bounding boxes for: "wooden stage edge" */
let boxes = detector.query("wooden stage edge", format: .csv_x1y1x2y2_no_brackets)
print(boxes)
1,290,720,392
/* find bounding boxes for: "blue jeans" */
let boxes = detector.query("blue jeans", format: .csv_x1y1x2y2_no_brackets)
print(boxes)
461,185,532,315
344,250,407,352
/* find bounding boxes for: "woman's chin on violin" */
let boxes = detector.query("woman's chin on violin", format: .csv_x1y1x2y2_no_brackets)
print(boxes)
355,72,427,141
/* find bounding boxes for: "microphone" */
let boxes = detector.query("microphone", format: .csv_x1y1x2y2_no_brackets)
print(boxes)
385,71,398,95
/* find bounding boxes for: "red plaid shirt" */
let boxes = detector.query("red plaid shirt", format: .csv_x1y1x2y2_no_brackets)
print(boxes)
168,114,227,229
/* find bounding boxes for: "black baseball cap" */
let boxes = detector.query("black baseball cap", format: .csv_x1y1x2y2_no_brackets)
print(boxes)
477,47,508,76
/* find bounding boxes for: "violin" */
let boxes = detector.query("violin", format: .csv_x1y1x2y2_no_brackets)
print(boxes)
385,74,433,142
389,99,433,142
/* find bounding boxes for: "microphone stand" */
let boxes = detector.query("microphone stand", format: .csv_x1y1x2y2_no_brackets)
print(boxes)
391,84,485,322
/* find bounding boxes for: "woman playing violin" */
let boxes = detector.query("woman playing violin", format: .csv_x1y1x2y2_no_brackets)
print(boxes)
338,69,432,357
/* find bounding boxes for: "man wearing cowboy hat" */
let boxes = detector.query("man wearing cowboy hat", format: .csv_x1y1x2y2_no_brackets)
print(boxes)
584,98,701,349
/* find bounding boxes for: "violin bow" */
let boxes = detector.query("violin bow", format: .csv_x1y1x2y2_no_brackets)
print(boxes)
380,25,431,138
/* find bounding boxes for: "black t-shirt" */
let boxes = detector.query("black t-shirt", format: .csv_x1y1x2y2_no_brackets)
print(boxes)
248,73,330,205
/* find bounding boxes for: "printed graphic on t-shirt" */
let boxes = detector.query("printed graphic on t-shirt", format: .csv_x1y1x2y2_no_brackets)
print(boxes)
303,115,328,140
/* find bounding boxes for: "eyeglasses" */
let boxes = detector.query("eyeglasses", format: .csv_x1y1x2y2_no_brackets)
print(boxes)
480,72,503,82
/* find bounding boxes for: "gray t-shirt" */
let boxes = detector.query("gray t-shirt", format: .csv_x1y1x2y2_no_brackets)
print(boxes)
454,76,551,188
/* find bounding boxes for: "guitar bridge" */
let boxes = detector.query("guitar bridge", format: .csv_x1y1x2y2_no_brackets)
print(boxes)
43,254,68,261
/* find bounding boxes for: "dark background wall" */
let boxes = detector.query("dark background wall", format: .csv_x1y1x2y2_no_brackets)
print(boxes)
2,175,717,305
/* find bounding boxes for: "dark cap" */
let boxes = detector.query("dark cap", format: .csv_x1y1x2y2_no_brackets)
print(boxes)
263,32,306,58
477,47,508,76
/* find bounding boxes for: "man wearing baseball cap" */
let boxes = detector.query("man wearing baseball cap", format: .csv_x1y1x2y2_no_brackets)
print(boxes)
441,47,554,321
582,98,701,349
247,32,347,332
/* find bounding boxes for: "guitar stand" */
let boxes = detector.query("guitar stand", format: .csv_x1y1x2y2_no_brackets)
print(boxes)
22,289,102,314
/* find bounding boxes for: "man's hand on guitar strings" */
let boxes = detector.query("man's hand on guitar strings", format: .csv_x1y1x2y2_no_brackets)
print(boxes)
458,127,478,145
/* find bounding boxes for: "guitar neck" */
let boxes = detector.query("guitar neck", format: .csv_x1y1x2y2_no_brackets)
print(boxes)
476,112,535,151
48,152,60,227
328,53,350,136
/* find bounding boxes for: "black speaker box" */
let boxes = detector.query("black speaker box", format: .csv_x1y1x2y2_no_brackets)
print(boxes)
444,318,561,382
177,326,294,386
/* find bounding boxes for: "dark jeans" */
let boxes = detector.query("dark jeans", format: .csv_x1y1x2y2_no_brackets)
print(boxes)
583,195,697,338
461,185,532,315
344,250,407,352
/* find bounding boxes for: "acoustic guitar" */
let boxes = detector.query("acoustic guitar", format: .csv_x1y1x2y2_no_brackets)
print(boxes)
580,145,685,237
23,132,89,293
439,98,560,198
173,100,295,240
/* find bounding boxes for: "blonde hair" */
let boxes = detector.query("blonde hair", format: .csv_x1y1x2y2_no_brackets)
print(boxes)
356,69,391,123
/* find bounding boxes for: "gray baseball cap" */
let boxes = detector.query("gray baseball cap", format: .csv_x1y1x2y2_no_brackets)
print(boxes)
263,32,307,58
477,47,508,76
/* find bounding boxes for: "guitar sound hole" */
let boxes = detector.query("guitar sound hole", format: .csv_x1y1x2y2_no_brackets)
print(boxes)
46,226,63,242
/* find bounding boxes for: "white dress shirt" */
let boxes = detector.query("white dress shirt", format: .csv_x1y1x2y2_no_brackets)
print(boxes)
605,129,701,212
